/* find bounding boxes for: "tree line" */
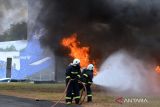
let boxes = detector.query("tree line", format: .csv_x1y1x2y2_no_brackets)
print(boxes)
0,22,27,42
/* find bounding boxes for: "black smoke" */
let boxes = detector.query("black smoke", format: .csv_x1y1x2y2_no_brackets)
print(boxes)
37,0,160,66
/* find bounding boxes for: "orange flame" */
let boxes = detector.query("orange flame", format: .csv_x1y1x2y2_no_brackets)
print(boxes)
155,66,160,73
61,33,97,75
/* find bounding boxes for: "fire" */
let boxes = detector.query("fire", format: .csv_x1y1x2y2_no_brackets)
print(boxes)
155,66,160,73
61,33,97,75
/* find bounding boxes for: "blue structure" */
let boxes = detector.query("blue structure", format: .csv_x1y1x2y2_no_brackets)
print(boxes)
0,37,54,80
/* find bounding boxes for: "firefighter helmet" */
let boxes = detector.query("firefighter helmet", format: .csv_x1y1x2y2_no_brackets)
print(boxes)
87,64,94,70
73,58,80,65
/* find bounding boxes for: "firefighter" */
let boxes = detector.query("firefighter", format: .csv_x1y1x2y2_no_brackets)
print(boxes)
81,64,94,102
65,58,81,105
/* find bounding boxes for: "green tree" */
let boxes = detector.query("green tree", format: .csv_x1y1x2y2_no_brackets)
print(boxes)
0,22,27,42
0,45,17,51
6,45,17,51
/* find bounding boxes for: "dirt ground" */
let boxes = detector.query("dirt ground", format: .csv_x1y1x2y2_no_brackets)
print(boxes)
0,83,159,107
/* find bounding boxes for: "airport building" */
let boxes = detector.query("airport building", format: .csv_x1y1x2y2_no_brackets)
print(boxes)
0,39,56,81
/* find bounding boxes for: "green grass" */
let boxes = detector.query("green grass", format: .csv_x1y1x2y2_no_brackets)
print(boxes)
0,82,65,92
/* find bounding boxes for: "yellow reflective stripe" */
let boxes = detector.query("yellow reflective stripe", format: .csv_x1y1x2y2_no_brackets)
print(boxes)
87,94,92,97
66,97,71,99
66,102,71,104
74,96,80,99
83,74,88,77
66,76,71,79
77,75,81,78
71,72,78,74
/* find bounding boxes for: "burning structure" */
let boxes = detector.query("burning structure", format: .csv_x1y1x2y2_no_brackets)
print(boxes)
1,0,159,94
30,0,160,94
61,33,97,75
37,0,160,66
156,66,160,73
31,0,159,82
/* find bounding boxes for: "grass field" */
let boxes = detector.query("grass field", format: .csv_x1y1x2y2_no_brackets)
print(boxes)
0,82,159,107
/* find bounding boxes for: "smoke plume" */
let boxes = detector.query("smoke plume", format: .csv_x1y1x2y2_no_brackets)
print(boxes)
37,0,160,65
28,0,43,39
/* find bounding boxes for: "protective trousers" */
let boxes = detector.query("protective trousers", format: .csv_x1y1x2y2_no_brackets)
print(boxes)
66,80,80,104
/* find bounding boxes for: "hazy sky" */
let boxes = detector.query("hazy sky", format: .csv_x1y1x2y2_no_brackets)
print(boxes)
0,0,28,34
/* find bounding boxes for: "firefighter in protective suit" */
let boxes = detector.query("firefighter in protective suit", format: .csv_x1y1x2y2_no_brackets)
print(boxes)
81,64,94,102
65,58,81,105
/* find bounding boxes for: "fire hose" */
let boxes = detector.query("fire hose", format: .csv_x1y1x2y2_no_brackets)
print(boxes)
79,80,87,105
51,79,87,107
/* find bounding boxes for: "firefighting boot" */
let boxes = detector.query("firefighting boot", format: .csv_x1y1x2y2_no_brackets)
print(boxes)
71,93,74,103
66,98,72,105
66,102,71,105
87,96,92,102
75,98,80,104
